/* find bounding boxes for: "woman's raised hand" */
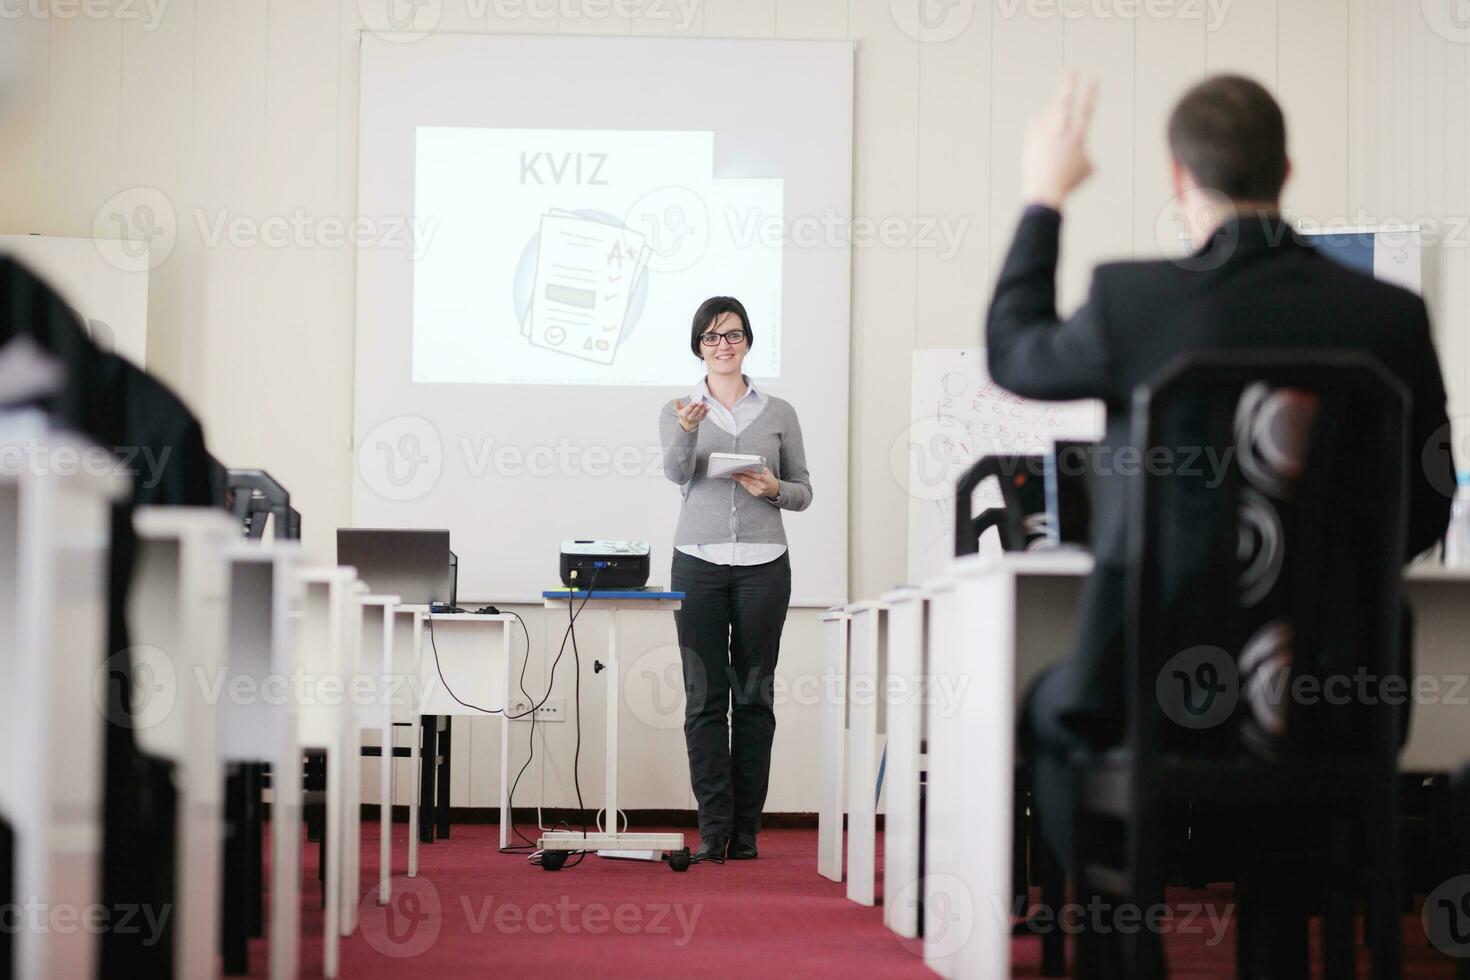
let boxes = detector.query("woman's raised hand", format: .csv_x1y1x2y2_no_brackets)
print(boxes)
674,398,710,433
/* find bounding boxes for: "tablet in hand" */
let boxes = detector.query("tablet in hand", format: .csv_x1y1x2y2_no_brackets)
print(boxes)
707,452,766,479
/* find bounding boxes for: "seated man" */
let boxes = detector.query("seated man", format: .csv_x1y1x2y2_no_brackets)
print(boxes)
986,73,1455,866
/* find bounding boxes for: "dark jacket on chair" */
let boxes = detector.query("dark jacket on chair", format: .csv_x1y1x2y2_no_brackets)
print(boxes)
986,207,1455,742
1,256,216,978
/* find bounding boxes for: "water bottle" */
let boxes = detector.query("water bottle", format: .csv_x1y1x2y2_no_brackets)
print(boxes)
1446,472,1470,568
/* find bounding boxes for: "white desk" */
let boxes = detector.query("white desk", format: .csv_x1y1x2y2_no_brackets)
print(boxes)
537,591,687,863
0,421,125,980
921,551,1470,978
389,607,516,867
846,600,889,906
924,551,1089,980
1402,564,1470,771
917,573,965,977
221,540,302,980
341,582,369,937
295,566,359,979
355,594,401,906
816,608,852,882
880,585,927,938
387,607,425,875
129,507,241,980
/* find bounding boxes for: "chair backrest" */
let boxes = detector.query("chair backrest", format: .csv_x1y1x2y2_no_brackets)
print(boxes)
224,468,300,541
954,454,1048,555
1127,352,1408,764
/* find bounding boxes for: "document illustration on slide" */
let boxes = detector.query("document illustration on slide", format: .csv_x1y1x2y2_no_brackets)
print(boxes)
525,211,650,365
412,127,784,386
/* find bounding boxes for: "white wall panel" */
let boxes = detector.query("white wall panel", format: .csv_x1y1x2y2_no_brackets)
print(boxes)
9,0,1460,811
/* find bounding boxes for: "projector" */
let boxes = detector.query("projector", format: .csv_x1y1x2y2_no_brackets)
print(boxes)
559,540,651,590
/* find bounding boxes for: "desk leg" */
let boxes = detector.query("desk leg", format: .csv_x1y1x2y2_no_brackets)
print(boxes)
223,765,248,975
408,719,420,876
847,612,878,906
419,716,436,844
436,718,452,839
605,609,620,833
323,746,342,979
380,616,396,904
248,764,264,938
380,719,392,904
817,621,847,882
501,622,512,850
269,751,301,980
344,722,361,936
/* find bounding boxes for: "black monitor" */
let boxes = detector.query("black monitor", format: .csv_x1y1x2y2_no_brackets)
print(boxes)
336,528,452,605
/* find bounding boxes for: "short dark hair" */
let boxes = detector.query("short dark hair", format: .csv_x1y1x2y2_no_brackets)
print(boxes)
689,296,752,358
1167,75,1287,202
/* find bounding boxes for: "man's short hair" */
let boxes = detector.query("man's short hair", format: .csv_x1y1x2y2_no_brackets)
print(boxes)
1167,75,1288,202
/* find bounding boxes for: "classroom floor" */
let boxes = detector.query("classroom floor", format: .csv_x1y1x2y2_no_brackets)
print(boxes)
246,822,1457,978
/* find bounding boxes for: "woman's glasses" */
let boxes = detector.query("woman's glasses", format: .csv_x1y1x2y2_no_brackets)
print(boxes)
701,329,747,347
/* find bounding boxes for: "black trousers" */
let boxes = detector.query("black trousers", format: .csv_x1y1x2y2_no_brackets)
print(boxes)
671,550,791,840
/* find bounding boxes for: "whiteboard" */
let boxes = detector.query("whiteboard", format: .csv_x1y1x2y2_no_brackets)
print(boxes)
0,234,149,368
352,34,853,604
901,349,1104,584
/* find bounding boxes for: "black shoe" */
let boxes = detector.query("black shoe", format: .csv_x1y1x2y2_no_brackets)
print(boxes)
693,836,727,863
727,835,758,860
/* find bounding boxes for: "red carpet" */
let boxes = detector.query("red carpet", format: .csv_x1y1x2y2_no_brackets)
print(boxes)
246,823,1457,978
1009,884,1456,979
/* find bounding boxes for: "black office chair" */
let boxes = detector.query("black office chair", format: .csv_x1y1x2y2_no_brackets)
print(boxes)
1070,352,1409,978
1434,764,1470,979
954,453,1049,555
224,468,301,541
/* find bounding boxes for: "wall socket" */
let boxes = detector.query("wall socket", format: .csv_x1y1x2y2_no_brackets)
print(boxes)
508,696,565,722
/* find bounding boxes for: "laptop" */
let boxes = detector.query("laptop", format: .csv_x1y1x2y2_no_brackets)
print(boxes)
336,528,453,605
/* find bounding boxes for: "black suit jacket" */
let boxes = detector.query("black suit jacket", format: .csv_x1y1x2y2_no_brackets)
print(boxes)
987,208,1455,738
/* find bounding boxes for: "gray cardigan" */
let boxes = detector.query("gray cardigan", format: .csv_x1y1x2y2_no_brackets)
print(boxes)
659,395,812,547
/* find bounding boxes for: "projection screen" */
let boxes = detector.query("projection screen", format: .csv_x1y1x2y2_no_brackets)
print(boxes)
353,33,853,603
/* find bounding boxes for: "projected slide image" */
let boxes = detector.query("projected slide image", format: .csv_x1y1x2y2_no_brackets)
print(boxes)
1299,227,1423,294
525,211,648,364
413,128,784,385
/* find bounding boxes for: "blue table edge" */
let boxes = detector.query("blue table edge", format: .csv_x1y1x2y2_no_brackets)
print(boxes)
542,589,685,599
